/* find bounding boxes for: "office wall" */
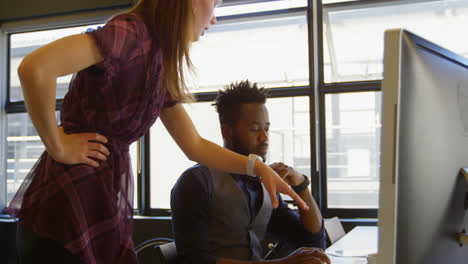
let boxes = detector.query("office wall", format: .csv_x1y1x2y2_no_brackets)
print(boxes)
0,0,134,22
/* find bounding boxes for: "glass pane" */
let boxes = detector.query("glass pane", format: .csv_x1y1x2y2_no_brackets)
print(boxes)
323,0,468,83
150,103,222,209
6,113,138,209
325,92,381,208
7,113,49,204
217,0,306,16
150,97,310,209
187,13,309,92
323,0,359,3
129,142,138,210
9,24,102,102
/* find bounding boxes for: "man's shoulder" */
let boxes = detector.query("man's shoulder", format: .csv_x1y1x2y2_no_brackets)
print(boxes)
181,164,211,178
174,164,212,190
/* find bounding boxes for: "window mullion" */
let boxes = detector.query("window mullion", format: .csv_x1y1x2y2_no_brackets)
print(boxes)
0,27,8,212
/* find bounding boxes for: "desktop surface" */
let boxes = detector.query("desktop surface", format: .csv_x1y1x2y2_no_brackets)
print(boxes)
326,226,378,264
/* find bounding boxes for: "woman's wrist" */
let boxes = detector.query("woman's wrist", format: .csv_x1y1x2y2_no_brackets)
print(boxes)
246,154,262,177
44,126,65,159
252,159,268,178
45,140,63,160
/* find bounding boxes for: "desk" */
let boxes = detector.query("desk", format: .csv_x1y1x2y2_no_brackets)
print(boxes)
326,226,378,264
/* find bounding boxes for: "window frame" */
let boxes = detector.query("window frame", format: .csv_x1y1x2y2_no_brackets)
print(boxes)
0,23,8,212
146,87,315,217
317,0,385,219
0,0,400,221
145,6,316,216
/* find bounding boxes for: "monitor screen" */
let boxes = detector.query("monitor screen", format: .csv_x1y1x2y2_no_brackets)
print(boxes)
378,29,468,264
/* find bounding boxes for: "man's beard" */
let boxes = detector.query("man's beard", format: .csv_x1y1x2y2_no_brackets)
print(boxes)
231,134,249,157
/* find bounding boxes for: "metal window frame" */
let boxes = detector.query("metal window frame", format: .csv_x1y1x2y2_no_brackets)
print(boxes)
145,86,315,217
143,0,384,219
0,0,407,220
144,6,315,216
318,0,383,219
0,24,8,212
317,0,430,219
319,82,381,219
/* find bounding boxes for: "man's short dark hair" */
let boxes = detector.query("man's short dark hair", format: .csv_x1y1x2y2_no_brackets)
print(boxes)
213,80,269,126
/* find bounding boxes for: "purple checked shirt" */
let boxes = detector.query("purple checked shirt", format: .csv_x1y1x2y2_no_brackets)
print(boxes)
7,13,177,264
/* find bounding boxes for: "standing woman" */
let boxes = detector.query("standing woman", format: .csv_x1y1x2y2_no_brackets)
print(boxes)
7,0,308,263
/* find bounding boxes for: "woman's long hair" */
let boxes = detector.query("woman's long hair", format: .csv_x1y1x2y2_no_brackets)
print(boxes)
130,0,195,102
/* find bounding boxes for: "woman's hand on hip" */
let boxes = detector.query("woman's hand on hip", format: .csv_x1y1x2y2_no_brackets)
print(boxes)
48,126,110,168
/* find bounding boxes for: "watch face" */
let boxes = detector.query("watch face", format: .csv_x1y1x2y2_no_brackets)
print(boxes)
249,154,262,161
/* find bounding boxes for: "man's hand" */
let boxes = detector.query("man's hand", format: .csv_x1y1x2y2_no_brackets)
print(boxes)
277,247,331,264
255,162,309,210
270,162,305,187
270,162,323,234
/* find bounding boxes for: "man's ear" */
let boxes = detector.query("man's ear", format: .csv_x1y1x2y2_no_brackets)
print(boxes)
221,124,233,142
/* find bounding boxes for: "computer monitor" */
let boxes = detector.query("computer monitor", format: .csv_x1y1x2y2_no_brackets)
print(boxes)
377,29,468,264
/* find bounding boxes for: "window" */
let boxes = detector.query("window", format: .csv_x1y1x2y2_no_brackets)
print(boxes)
325,92,381,209
6,113,58,204
320,0,468,218
147,1,310,212
150,97,310,209
186,10,309,92
9,26,92,102
3,0,466,222
323,0,468,83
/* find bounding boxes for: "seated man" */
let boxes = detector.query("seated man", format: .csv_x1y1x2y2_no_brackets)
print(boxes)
171,80,329,264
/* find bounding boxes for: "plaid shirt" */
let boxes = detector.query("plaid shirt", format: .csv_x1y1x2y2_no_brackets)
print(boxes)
7,13,177,264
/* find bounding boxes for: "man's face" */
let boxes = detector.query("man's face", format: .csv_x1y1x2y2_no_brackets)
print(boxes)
228,103,270,161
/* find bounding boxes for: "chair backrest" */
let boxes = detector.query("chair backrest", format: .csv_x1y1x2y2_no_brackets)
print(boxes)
324,216,346,244
135,238,175,264
155,242,178,264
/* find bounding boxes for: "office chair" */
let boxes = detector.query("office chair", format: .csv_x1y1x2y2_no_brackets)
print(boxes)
324,216,346,245
136,237,281,263
155,241,178,264
135,237,175,264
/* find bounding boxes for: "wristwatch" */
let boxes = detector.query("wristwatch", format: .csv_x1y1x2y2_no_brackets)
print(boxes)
292,175,310,193
246,154,262,177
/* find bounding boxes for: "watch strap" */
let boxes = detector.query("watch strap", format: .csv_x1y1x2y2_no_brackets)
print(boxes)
292,175,310,193
246,154,262,177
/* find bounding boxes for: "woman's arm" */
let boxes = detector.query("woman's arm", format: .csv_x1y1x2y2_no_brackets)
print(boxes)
18,33,109,167
160,103,308,209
